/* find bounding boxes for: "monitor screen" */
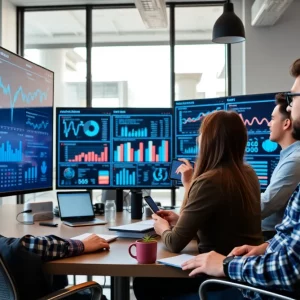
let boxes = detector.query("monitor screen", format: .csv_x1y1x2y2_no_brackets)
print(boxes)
175,93,280,190
56,107,173,189
0,47,54,196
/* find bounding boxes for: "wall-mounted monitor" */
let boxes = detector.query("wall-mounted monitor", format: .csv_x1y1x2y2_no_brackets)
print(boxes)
174,93,280,190
0,47,54,196
56,107,173,189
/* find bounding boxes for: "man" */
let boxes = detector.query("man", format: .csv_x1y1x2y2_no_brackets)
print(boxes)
0,233,109,299
182,58,300,296
261,93,300,233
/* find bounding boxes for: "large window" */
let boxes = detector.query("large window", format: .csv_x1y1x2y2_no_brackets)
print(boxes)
91,8,171,108
175,6,226,101
24,10,87,108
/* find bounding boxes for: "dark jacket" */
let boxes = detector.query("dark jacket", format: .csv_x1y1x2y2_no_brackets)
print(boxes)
0,235,52,299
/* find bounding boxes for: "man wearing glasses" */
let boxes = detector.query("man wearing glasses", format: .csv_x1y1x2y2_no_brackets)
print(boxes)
261,92,300,239
182,59,300,297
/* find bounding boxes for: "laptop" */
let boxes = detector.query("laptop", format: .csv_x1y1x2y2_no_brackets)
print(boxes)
57,191,107,227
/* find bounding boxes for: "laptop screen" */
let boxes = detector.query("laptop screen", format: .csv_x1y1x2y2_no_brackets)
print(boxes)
57,192,94,219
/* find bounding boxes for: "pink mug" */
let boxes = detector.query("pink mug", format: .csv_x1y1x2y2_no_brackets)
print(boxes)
128,240,157,264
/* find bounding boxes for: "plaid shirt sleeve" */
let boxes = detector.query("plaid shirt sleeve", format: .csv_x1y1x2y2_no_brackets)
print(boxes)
21,235,84,261
228,184,300,293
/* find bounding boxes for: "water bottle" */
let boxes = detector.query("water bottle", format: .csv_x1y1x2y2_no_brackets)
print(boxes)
105,200,116,222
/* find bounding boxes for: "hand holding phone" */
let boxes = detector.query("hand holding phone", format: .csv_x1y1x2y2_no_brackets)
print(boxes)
144,196,159,214
156,210,179,226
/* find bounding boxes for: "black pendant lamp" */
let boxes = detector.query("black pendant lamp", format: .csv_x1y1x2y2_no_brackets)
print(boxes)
212,0,245,44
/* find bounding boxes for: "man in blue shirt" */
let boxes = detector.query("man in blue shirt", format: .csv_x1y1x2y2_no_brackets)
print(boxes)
182,58,300,296
261,93,300,232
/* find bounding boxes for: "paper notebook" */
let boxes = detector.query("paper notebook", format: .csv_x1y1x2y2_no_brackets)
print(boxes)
157,254,196,269
71,233,118,243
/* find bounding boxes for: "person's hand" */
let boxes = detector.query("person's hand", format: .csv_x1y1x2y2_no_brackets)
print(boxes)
228,242,268,257
152,214,171,236
177,158,194,189
82,234,110,253
156,210,179,226
182,251,226,277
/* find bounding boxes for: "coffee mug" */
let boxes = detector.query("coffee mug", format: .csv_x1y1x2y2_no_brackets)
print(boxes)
128,240,157,264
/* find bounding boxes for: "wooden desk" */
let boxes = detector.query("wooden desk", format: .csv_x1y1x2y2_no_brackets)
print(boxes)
0,204,198,299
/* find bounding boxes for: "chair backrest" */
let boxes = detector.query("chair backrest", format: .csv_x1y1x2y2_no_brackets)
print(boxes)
0,255,18,300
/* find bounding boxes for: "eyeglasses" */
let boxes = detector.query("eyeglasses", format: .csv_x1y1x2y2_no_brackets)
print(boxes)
284,92,300,107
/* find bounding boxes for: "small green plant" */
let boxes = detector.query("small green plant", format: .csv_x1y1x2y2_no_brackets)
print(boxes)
142,234,157,242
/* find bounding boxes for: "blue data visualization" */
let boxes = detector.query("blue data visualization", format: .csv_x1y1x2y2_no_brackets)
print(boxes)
175,93,280,190
56,108,173,189
0,47,53,196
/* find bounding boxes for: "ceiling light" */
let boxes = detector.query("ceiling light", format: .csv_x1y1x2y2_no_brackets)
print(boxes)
212,0,246,44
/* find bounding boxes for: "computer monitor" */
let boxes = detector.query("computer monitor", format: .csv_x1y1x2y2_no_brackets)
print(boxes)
0,47,54,196
56,107,173,189
174,93,280,190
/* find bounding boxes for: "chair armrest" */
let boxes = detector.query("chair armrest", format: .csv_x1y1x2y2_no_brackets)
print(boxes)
39,281,102,300
198,278,296,300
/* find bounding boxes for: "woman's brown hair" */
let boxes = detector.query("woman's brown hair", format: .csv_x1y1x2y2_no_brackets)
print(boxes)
181,110,257,212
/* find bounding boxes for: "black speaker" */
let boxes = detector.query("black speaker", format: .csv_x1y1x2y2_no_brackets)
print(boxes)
131,190,143,219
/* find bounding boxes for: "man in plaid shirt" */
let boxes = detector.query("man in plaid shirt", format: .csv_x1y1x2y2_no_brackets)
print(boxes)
182,58,300,296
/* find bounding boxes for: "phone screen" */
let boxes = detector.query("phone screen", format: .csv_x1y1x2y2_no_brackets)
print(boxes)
144,196,159,213
169,160,184,181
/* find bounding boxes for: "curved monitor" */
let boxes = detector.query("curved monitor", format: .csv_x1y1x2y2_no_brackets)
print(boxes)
56,107,173,189
175,93,280,191
0,47,54,196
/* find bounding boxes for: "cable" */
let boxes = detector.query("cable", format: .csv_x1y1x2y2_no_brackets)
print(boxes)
16,209,33,225
103,276,106,288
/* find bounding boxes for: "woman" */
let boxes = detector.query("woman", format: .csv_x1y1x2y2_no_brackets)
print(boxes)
133,110,263,300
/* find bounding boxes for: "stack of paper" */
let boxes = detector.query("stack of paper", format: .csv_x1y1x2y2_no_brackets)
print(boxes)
157,254,196,268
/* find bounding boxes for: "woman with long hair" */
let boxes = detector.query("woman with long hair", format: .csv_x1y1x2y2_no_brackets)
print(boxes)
133,110,263,300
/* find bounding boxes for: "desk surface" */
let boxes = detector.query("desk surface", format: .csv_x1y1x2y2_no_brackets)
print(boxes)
0,204,198,278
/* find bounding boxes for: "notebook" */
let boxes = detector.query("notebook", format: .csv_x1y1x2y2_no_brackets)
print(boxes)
109,220,156,238
157,254,196,268
57,191,107,227
71,233,118,243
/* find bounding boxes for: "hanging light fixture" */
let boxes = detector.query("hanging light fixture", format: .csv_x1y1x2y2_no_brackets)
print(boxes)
212,0,246,44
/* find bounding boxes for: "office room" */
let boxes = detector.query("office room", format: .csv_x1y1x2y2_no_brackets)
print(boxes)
1,0,300,299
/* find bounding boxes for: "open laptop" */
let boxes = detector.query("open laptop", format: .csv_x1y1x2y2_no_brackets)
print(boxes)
57,191,107,227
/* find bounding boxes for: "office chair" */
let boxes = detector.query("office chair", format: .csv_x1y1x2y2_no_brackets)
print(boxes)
199,278,297,300
0,255,102,300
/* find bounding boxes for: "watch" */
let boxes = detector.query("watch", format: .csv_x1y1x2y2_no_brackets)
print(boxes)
223,256,235,277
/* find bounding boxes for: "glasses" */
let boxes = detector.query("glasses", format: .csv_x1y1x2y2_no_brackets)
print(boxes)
285,92,300,107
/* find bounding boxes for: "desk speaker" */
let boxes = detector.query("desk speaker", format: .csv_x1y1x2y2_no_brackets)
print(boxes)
23,201,54,224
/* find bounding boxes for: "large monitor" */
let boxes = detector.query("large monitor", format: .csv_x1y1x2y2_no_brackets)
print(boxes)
56,107,173,189
0,47,54,196
175,93,280,190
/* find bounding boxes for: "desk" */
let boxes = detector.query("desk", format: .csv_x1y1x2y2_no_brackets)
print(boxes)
0,205,198,300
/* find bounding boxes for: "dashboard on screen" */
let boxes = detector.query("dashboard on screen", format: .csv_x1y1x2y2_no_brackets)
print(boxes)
56,108,173,189
175,93,280,190
0,47,54,196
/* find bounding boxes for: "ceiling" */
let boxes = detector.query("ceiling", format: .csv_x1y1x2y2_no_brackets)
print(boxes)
11,0,225,6
24,6,223,46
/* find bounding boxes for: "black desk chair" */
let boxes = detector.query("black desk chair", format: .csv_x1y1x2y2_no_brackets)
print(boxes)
0,255,102,300
199,278,297,300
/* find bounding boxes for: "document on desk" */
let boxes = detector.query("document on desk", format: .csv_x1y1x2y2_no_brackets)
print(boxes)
71,233,118,243
108,220,155,238
157,254,196,269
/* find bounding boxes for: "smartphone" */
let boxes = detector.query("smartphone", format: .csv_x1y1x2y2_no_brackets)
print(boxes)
169,159,195,181
144,196,159,214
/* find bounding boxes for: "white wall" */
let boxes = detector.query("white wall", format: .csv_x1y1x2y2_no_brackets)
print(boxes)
232,0,299,95
0,0,16,52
